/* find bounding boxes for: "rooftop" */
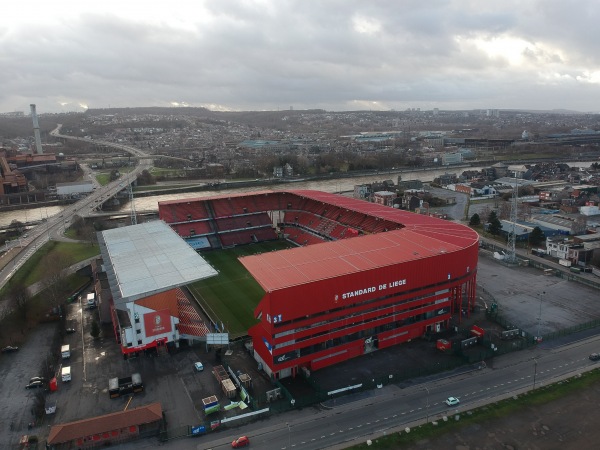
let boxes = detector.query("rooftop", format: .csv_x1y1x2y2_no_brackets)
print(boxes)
238,190,478,292
98,220,217,304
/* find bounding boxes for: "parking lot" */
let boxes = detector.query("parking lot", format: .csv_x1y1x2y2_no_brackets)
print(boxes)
0,294,274,448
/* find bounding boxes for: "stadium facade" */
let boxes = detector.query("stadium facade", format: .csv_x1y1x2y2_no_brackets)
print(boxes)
159,190,479,379
97,221,218,357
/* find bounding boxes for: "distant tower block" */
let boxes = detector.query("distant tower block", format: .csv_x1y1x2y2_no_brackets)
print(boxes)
30,104,44,154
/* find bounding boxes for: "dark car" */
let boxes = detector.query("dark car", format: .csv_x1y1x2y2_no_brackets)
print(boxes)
65,328,76,334
1,345,19,353
25,381,45,389
589,353,600,361
231,436,250,448
29,377,46,384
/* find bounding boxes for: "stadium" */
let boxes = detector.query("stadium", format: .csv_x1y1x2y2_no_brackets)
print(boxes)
157,189,479,380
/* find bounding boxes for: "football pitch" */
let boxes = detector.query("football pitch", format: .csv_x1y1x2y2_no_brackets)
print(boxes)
187,240,294,338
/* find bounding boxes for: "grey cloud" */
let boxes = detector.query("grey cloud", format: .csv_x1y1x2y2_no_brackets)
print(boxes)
1,0,599,113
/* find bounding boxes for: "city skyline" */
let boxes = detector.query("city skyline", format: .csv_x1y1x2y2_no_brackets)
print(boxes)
2,0,600,114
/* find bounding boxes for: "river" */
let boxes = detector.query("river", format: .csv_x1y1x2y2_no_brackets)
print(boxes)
0,161,594,228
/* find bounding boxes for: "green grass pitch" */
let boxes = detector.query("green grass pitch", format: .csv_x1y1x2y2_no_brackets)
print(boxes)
187,240,294,338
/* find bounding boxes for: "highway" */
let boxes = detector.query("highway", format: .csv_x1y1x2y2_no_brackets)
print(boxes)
0,126,153,294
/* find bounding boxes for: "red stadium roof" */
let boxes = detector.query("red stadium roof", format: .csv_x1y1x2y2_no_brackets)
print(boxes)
235,190,478,292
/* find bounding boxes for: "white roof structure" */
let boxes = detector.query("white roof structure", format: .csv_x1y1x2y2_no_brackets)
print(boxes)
98,220,217,305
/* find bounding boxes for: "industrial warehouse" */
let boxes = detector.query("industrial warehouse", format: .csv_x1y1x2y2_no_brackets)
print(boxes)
158,190,479,379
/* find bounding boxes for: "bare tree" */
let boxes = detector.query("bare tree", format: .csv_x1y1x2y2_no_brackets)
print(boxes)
498,201,511,220
81,225,98,245
41,253,70,309
6,281,30,322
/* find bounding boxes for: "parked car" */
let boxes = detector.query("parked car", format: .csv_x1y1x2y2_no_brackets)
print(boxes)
231,436,250,448
1,345,19,353
589,353,600,361
65,328,76,334
29,377,46,384
25,381,45,389
445,396,460,406
194,361,204,372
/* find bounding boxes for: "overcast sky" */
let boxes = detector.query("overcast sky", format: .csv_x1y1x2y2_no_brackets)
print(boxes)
2,0,600,114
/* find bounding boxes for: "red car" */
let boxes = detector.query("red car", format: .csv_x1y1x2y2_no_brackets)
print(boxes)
231,435,250,448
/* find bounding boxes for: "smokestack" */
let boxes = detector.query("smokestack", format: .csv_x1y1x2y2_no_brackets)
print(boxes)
30,104,44,154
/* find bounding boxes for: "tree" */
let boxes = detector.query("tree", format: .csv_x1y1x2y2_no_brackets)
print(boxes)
137,169,156,186
469,213,481,226
41,253,70,309
9,219,25,236
90,320,100,339
7,281,30,321
487,211,502,235
529,227,545,246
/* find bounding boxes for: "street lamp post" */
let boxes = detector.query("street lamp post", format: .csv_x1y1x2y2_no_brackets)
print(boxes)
532,358,538,390
286,422,291,448
536,291,545,342
424,386,430,423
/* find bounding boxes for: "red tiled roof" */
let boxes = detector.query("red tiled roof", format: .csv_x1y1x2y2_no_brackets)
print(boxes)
47,402,162,444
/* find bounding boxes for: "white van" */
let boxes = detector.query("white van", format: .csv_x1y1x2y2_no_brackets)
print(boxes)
86,293,96,307
61,366,71,382
61,344,70,359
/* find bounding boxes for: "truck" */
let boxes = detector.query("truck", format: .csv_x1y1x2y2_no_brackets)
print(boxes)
108,372,143,398
559,259,572,267
61,366,71,382
86,292,96,307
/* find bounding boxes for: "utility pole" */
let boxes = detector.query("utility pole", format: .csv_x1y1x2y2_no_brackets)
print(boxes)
424,386,430,423
506,169,518,263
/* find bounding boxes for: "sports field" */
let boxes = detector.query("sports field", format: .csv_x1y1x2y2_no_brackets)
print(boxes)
187,240,294,338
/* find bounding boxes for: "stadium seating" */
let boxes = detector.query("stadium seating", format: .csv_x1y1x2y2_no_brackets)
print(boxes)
176,289,210,338
163,191,403,250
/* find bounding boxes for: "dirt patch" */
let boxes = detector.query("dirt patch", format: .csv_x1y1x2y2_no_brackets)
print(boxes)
402,380,600,450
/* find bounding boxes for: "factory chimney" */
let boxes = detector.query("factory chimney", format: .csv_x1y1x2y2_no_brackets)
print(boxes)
30,104,44,154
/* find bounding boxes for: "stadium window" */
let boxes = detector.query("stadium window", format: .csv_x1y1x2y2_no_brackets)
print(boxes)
135,317,139,324
136,329,141,334
137,340,142,345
